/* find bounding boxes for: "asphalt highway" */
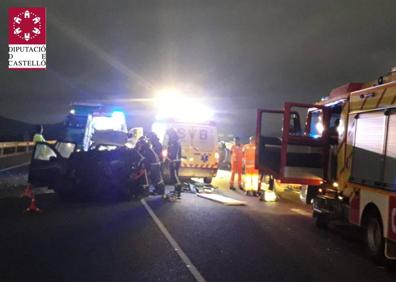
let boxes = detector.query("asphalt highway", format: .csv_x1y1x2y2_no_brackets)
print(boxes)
1,172,396,282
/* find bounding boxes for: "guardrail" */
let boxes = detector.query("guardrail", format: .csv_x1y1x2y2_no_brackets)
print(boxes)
0,140,56,159
0,141,35,158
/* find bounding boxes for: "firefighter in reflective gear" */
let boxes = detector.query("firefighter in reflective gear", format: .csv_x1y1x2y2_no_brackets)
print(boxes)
243,136,260,194
165,128,182,199
230,136,243,190
33,125,45,143
136,137,165,196
146,131,163,162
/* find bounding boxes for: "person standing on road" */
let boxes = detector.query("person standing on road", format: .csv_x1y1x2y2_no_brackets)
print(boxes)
147,132,163,162
136,137,165,196
33,125,45,143
230,136,243,191
243,136,260,195
165,128,182,199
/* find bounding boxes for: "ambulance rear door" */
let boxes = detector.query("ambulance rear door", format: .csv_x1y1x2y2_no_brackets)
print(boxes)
169,122,217,178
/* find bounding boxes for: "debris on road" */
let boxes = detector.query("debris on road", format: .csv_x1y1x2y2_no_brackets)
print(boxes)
186,180,215,194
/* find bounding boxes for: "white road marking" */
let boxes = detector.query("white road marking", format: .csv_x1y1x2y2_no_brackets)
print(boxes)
290,208,312,217
141,199,206,282
197,193,246,206
0,162,30,172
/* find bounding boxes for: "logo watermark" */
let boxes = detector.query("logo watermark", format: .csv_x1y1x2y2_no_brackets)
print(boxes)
8,7,46,70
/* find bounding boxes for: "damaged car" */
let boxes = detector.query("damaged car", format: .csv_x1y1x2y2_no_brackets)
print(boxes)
28,141,148,201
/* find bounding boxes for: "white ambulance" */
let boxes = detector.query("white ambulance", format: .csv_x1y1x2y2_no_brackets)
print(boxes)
152,119,219,183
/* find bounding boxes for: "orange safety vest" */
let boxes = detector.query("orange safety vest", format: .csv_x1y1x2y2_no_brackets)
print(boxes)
243,143,256,168
231,144,243,164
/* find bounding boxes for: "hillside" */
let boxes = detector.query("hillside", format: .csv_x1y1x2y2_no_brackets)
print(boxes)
0,116,64,142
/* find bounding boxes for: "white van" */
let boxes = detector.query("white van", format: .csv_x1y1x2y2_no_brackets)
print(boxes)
152,120,219,183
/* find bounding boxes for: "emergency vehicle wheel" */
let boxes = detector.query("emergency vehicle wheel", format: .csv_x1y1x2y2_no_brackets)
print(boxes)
203,177,212,184
365,215,385,261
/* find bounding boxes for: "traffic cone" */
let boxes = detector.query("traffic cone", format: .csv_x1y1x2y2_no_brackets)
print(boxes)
21,183,33,198
25,196,41,213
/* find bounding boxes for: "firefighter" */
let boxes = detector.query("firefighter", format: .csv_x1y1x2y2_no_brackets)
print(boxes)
146,132,163,162
165,128,182,199
243,136,260,195
135,136,165,196
230,136,243,191
33,125,45,143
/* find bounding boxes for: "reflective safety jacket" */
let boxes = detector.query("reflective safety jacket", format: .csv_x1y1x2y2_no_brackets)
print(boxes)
231,144,243,164
33,134,45,143
243,143,256,168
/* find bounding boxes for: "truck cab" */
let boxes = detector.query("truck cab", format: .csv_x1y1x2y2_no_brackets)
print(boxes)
256,103,330,202
256,84,363,203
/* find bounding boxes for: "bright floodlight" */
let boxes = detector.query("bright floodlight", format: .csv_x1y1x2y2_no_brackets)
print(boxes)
154,87,214,123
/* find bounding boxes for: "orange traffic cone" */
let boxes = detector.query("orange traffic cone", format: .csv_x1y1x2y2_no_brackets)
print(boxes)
25,196,41,213
23,184,41,213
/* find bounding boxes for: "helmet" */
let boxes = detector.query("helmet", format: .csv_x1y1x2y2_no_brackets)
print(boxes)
136,136,149,150
146,131,159,143
167,128,179,142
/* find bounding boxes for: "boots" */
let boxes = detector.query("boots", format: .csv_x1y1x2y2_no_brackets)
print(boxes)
175,184,182,199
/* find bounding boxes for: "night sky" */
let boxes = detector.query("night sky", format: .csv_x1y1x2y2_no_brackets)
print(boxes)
1,0,396,138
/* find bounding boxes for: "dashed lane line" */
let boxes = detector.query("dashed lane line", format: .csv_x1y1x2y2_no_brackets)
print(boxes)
290,208,312,217
141,198,206,282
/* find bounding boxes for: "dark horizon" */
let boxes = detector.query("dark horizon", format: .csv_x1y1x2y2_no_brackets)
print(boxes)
1,0,396,138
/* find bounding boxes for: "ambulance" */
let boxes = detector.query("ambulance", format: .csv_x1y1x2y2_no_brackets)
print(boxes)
152,119,219,183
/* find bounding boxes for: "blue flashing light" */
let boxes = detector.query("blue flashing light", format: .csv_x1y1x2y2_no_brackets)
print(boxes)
112,111,125,120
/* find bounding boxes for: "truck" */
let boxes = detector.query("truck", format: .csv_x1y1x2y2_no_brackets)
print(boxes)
256,67,396,260
152,119,219,183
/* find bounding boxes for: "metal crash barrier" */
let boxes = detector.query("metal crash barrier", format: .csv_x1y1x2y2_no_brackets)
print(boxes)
0,141,35,158
0,141,56,159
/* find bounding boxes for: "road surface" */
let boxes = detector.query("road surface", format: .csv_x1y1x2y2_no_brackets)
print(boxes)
1,171,396,282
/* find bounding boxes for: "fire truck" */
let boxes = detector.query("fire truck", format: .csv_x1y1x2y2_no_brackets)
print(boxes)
256,68,396,260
